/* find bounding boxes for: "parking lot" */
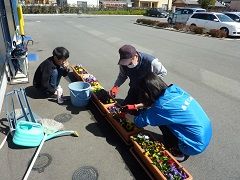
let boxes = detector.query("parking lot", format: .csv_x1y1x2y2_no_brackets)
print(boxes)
1,14,240,180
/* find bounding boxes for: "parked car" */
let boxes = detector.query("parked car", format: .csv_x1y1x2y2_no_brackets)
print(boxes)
223,12,240,22
167,7,206,24
146,8,168,18
186,12,240,37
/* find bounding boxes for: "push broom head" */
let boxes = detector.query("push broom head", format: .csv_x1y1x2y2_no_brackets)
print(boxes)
39,118,64,135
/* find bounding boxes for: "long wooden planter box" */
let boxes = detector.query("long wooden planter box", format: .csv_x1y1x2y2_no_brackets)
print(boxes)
131,140,193,180
103,104,141,143
91,93,116,114
71,66,86,81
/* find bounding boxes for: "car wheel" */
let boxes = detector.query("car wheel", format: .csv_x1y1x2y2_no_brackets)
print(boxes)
189,24,196,31
168,18,172,24
220,27,229,37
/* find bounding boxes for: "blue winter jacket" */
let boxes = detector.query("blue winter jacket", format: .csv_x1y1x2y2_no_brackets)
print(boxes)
134,84,212,155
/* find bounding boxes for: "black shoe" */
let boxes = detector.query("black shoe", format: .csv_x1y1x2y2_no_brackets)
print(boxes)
168,148,189,162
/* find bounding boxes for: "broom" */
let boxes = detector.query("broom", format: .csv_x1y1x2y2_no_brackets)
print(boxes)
23,118,79,180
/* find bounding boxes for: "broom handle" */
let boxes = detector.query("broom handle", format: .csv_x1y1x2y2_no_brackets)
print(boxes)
23,134,47,180
0,131,9,150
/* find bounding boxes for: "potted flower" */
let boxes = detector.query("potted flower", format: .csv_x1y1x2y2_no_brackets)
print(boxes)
72,65,88,81
104,104,142,143
131,133,193,180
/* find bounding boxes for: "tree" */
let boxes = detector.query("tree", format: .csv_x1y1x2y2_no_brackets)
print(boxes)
198,0,216,9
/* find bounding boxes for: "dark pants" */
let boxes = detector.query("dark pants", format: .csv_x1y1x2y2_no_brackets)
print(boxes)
12,58,22,73
49,67,65,90
159,125,180,150
38,67,65,97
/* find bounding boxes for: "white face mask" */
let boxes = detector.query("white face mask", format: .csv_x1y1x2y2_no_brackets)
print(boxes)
127,64,137,68
127,62,138,68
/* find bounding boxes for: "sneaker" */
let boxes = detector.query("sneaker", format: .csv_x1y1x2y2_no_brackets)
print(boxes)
172,153,186,162
169,148,189,162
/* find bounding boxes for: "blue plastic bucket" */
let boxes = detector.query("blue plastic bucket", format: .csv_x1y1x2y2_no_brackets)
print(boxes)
68,82,91,107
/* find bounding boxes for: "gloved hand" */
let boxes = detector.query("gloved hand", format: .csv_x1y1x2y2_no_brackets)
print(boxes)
109,86,119,98
121,104,137,112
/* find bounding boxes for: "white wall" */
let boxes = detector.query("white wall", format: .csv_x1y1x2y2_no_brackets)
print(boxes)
67,0,99,7
0,72,8,114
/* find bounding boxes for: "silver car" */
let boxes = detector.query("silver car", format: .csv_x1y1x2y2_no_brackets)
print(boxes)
168,7,206,24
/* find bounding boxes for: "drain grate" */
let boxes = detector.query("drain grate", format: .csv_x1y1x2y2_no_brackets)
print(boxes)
31,153,52,173
54,113,72,123
72,166,98,180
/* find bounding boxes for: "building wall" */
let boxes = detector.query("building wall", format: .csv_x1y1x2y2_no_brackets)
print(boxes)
67,0,99,7
230,1,240,10
135,0,172,9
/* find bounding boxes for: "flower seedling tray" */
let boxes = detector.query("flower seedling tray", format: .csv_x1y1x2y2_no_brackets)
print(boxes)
131,134,193,180
103,104,142,144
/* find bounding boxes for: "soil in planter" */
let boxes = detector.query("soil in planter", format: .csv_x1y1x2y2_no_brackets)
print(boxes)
107,105,135,132
94,89,115,104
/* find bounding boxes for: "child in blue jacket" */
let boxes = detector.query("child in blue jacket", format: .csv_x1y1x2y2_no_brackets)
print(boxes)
125,72,212,162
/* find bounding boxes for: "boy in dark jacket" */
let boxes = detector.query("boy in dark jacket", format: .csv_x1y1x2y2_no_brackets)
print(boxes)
33,47,70,97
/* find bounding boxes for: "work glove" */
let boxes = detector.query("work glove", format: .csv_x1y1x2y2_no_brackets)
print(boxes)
121,104,137,112
109,86,119,98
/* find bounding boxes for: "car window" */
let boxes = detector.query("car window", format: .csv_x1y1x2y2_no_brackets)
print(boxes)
226,14,239,21
216,14,234,22
182,10,189,14
191,13,207,20
207,14,217,21
175,10,182,15
188,9,194,14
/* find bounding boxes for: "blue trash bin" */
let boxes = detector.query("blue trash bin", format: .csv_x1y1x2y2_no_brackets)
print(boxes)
68,82,91,107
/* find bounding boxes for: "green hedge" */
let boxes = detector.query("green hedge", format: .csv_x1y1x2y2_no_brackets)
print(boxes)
22,5,145,15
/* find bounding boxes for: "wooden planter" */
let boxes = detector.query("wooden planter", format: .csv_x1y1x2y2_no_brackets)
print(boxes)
103,104,142,143
91,87,117,114
71,65,87,81
131,140,193,180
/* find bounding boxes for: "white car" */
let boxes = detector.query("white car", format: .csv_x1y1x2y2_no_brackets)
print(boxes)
186,12,240,37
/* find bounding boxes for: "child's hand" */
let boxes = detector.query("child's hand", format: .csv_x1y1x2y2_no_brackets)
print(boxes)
63,61,69,69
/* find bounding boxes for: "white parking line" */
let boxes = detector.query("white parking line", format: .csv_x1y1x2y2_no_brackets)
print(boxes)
201,69,240,100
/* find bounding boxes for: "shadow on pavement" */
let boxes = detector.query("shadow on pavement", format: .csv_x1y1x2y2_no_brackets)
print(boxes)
25,86,47,99
6,135,35,150
0,118,9,136
87,101,151,180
